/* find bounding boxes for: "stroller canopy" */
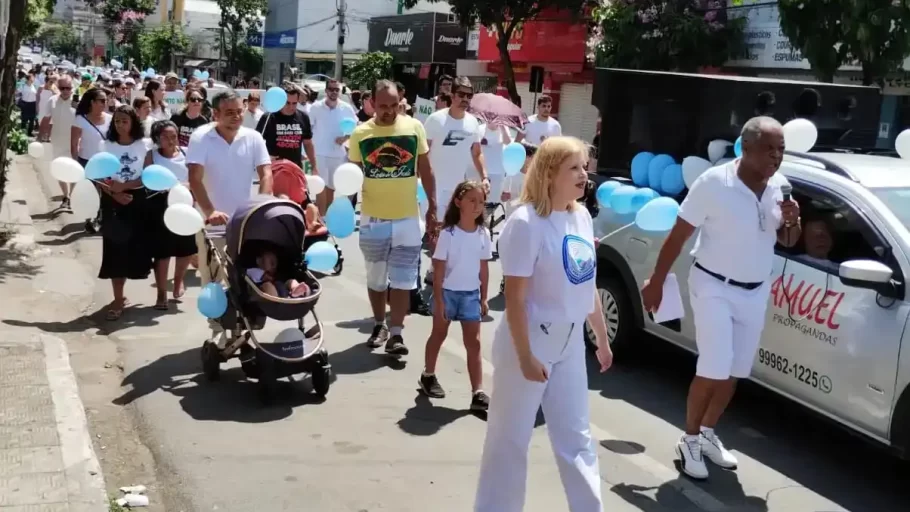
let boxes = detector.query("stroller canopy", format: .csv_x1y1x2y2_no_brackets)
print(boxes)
226,195,307,263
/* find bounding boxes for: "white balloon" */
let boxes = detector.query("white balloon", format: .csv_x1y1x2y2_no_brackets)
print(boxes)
27,142,44,159
167,184,194,206
70,180,100,218
333,163,364,196
164,204,205,236
50,157,85,184
783,118,818,153
707,140,732,163
681,156,713,188
306,174,326,196
896,129,910,160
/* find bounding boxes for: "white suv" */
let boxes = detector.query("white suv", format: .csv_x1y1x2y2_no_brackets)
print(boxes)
590,151,910,458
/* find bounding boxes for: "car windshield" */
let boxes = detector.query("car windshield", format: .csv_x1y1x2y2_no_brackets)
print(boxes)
872,187,910,231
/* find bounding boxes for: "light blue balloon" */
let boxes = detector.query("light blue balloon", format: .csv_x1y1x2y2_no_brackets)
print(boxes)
180,78,187,85
630,152,654,187
262,87,288,113
141,164,178,191
416,181,428,203
305,241,339,272
502,142,527,176
630,187,659,213
93,67,102,75
324,197,356,238
734,136,743,157
201,70,210,80
596,181,622,207
193,69,202,78
647,154,675,193
340,117,356,136
661,164,685,196
140,71,147,79
146,67,155,76
85,152,120,180
609,185,638,214
197,283,228,319
635,197,681,232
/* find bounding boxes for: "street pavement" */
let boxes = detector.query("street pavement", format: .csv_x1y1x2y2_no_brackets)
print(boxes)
10,158,910,511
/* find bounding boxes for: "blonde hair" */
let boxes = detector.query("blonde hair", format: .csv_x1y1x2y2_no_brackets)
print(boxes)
519,136,586,217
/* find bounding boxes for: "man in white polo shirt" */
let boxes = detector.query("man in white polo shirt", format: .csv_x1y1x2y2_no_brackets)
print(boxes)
38,75,76,211
188,90,273,345
308,78,357,214
641,116,800,480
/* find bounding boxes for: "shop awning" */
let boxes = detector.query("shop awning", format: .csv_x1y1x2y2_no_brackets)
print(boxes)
183,59,206,68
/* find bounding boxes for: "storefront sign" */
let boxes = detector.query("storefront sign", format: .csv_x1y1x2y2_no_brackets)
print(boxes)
369,19,433,63
467,29,480,52
264,30,297,49
432,23,468,63
476,15,587,64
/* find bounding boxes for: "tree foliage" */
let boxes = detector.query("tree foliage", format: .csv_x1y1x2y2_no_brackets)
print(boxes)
86,0,156,65
215,0,268,80
139,23,192,71
38,24,84,60
346,52,393,90
590,0,745,72
779,0,910,85
1,0,30,212
235,42,263,79
25,0,55,39
402,0,589,104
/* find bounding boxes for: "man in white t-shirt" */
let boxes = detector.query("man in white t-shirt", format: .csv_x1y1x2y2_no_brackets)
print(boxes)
641,117,801,481
38,76,76,210
187,90,273,346
242,91,263,129
424,76,488,220
308,78,357,214
516,95,561,146
477,122,511,202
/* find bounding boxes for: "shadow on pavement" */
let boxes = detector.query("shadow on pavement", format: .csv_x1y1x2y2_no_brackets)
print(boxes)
397,393,472,436
334,317,376,334
585,339,910,511
37,221,97,246
114,348,322,423
329,341,407,374
90,304,170,335
0,234,41,284
3,316,93,334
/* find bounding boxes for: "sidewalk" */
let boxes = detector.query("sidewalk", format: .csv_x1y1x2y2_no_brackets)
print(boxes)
0,157,107,512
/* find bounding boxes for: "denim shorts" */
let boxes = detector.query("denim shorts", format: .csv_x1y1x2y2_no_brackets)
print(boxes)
433,288,482,322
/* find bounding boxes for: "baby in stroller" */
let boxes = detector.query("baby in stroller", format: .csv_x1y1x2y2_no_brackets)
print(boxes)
247,249,311,298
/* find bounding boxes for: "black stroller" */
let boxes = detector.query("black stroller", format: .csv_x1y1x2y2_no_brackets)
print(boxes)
200,196,332,403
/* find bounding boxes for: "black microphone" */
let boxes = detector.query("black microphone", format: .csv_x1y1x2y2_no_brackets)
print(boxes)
781,183,792,202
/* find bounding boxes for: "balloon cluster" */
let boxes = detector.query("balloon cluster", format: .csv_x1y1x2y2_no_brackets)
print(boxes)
630,153,684,195
48,153,204,235
192,69,211,81
596,181,679,232
301,161,366,272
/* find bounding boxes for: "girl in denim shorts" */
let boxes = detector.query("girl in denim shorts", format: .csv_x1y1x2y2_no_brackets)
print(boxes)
419,180,493,412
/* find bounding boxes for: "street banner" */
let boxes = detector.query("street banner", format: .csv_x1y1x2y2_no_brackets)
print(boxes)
131,89,265,111
414,96,434,123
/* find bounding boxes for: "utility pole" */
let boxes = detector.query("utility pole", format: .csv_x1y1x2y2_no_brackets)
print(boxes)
334,0,345,81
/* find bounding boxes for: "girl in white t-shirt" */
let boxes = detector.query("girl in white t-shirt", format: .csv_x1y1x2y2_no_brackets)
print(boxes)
99,105,152,321
420,180,493,413
474,136,613,512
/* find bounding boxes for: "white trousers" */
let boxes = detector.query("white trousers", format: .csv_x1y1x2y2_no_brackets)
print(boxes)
475,318,602,512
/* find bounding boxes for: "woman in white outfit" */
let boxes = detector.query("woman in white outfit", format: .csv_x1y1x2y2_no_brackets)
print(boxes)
474,136,614,512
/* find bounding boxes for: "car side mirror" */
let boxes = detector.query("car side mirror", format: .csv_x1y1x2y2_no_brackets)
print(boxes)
839,259,893,291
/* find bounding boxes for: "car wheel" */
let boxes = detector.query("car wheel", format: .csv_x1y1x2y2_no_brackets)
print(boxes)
584,274,634,355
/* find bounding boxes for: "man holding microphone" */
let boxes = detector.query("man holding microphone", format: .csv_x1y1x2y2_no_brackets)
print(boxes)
641,116,800,480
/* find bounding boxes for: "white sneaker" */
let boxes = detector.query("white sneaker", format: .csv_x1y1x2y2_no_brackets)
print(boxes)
676,435,709,480
700,430,738,469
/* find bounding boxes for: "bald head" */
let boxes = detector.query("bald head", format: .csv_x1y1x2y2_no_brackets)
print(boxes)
740,115,785,179
741,116,782,144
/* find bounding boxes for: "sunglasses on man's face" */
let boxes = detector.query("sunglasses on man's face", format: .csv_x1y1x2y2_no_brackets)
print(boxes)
58,86,72,91
327,87,340,93
286,101,298,106
454,90,474,100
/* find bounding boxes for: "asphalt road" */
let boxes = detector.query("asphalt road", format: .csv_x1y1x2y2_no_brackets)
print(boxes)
18,166,910,511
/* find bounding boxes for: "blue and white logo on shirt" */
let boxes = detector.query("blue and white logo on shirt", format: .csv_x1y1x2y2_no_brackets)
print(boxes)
562,234,596,285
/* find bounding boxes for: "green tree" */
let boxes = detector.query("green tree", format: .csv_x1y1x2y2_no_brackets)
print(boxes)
86,0,157,66
235,42,263,80
139,23,192,71
215,0,268,80
39,24,84,60
590,1,745,72
779,0,910,85
25,0,54,39
402,0,589,105
1,0,31,212
346,52,393,90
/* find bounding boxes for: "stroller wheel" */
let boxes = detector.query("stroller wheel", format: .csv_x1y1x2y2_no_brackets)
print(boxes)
311,351,332,397
333,259,343,274
201,341,221,382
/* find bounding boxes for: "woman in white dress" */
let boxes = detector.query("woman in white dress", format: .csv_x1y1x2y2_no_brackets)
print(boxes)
474,136,614,512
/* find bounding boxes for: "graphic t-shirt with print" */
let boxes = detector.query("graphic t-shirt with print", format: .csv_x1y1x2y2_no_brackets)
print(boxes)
104,140,148,183
170,111,210,147
256,110,313,168
347,116,429,220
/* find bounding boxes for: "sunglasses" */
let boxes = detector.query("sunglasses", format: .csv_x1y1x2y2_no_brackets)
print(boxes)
286,101,298,106
455,90,474,100
58,86,72,91
188,97,203,103
326,87,340,92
